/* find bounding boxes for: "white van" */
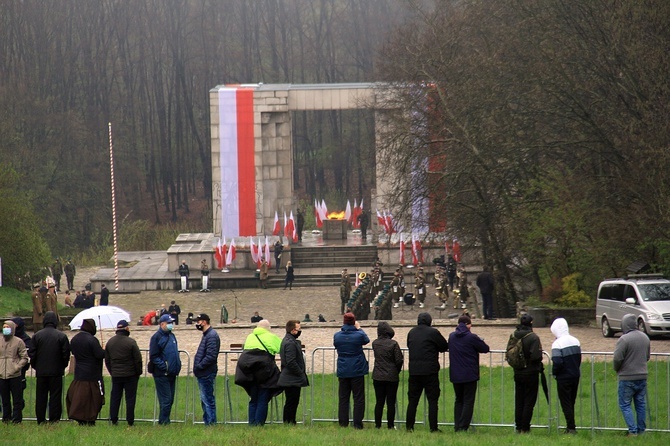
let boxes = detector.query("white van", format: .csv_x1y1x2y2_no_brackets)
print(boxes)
596,275,670,337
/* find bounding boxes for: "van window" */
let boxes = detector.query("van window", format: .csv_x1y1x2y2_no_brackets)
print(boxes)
599,283,625,301
623,285,637,302
638,283,670,302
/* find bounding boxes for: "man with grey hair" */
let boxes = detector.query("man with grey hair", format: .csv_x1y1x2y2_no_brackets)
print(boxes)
614,313,650,436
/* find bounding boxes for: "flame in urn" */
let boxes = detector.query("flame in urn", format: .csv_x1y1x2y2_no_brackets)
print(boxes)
327,211,346,220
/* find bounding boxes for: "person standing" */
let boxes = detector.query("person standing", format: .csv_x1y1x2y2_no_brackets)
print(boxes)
340,269,352,315
296,209,305,241
149,314,182,425
64,260,76,291
550,317,581,434
0,320,30,423
45,283,59,320
31,283,45,332
274,240,284,274
52,258,63,292
10,317,32,396
193,313,220,426
259,258,269,289
200,260,210,292
284,261,295,290
168,300,181,325
448,315,490,432
278,320,309,424
238,319,281,426
67,319,106,425
509,314,544,433
99,284,109,306
333,312,369,429
406,312,449,433
372,321,403,429
476,267,495,320
178,260,190,292
28,311,70,424
250,312,263,323
415,268,426,309
614,313,650,436
357,210,369,241
104,320,142,426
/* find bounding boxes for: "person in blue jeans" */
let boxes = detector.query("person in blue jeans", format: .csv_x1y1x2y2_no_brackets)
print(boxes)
613,314,650,436
193,313,220,426
149,314,182,425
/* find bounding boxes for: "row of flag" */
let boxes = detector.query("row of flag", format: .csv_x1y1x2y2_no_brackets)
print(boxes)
272,211,298,242
398,234,425,266
314,199,364,228
376,209,399,235
213,237,237,270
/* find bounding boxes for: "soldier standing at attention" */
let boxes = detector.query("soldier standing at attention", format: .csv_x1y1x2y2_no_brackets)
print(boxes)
415,268,426,309
31,283,45,332
64,260,76,291
340,269,352,315
51,259,63,292
178,260,190,293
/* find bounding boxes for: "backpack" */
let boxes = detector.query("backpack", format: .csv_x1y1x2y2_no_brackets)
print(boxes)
505,333,532,369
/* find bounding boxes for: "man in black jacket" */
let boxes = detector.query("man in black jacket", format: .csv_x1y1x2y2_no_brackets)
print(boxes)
278,320,309,424
510,313,544,433
99,284,110,306
193,314,220,426
105,320,142,426
28,311,70,424
178,260,190,292
406,312,449,432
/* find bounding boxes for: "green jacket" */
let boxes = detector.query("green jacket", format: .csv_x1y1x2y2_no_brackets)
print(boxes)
243,327,281,354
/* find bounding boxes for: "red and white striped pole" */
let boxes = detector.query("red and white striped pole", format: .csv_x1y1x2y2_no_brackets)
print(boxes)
108,122,120,291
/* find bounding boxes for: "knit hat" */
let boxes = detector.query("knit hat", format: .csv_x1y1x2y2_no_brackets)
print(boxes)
520,313,533,327
343,312,356,326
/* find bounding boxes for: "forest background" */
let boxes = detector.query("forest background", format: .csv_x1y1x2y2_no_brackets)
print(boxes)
1,0,669,311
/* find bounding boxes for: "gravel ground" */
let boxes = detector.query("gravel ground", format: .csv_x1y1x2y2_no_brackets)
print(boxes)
63,267,670,376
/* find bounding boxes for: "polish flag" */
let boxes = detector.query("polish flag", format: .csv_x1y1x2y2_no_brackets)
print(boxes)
345,200,352,224
385,211,394,235
225,239,236,266
288,211,298,242
283,211,290,239
320,199,328,221
264,236,271,268
351,199,359,228
218,86,256,237
412,235,423,266
376,209,386,232
453,239,462,263
249,237,259,264
214,237,225,269
314,199,323,228
258,237,264,268
399,233,406,265
272,211,281,236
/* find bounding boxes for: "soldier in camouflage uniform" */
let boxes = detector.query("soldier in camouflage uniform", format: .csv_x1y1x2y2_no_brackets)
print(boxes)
340,269,352,315
415,268,426,309
390,271,401,308
435,266,448,309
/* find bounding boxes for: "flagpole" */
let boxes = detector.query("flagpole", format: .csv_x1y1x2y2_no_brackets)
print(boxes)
108,122,120,291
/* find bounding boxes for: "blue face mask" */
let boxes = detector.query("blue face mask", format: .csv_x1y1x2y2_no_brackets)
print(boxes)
166,323,174,331
2,327,11,336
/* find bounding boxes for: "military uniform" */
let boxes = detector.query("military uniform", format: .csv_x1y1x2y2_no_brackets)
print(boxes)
415,270,426,308
64,261,76,291
259,260,269,289
435,266,448,308
32,284,45,331
340,270,352,314
52,259,63,291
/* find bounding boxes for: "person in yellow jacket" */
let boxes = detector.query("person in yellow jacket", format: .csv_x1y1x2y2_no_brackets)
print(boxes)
1,320,30,423
242,320,281,425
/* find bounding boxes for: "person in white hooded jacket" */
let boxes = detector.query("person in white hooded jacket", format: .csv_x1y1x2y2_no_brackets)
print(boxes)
550,317,581,434
1,320,30,423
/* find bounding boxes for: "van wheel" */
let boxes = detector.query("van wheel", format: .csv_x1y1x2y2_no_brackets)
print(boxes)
637,319,649,336
601,317,614,337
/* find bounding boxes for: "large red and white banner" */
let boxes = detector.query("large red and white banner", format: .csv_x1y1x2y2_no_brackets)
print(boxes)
219,87,256,237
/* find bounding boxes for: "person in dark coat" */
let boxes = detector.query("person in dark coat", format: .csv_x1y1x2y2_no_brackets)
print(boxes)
284,261,295,290
296,209,305,241
448,315,490,432
67,319,105,425
274,240,284,274
168,300,181,325
406,312,449,432
333,312,369,429
510,313,544,433
104,319,142,426
99,284,109,306
149,314,182,425
476,267,495,320
178,260,190,292
10,318,32,393
372,321,403,429
278,320,309,424
28,311,70,424
193,313,220,426
357,210,369,241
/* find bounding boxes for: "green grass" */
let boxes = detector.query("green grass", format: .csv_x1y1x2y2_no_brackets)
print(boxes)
0,286,33,316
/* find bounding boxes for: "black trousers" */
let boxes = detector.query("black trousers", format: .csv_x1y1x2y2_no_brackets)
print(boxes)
514,373,539,432
453,380,478,431
35,376,63,423
282,386,301,424
406,373,441,431
0,376,24,423
373,380,399,429
338,376,365,428
109,375,139,425
557,378,579,430
482,292,494,319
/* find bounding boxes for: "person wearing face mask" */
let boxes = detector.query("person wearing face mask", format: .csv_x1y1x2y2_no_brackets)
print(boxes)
104,320,143,426
278,320,309,424
193,314,220,426
0,320,29,423
66,319,105,425
149,314,182,425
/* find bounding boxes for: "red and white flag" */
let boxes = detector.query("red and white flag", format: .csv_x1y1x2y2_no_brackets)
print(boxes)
214,237,225,269
250,237,259,264
376,209,386,232
345,200,352,224
385,211,394,235
320,199,328,221
453,239,462,262
412,235,423,266
272,211,281,236
351,199,359,227
264,236,271,268
258,237,264,267
283,211,290,239
225,239,236,266
288,211,298,242
314,199,323,228
399,233,406,265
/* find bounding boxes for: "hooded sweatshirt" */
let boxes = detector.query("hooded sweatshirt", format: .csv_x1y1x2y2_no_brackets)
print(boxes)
407,312,449,376
1,320,30,379
448,322,490,383
372,321,404,382
613,314,650,381
550,318,581,381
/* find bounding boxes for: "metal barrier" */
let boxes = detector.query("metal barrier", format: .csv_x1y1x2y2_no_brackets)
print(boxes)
13,347,670,433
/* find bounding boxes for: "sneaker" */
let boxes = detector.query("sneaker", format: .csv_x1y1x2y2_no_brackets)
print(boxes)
419,303,425,308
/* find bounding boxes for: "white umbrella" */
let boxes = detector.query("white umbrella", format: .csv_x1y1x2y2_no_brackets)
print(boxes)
69,306,131,330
